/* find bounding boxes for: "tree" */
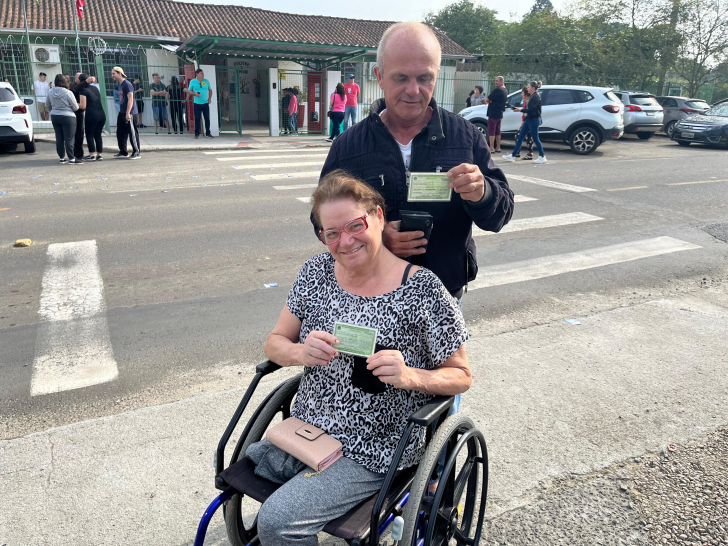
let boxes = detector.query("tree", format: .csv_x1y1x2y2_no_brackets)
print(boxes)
530,0,555,14
423,0,501,55
674,0,728,96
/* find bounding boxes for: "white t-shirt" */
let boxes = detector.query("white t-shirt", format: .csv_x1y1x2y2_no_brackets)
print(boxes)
34,80,50,99
380,108,413,169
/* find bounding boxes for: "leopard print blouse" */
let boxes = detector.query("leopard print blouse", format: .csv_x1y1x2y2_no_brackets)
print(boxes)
287,253,468,473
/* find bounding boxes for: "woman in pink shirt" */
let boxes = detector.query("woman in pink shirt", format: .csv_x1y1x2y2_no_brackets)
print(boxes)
326,83,347,142
288,89,298,134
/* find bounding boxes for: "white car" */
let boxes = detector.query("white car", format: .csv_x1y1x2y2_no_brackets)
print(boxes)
459,85,624,155
0,82,36,153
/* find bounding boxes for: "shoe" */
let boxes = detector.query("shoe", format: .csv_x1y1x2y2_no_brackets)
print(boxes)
59,158,68,164
168,132,172,135
501,154,516,162
195,135,200,139
533,156,547,164
523,154,533,161
69,158,83,164
129,152,141,160
204,134,213,138
514,153,521,158
114,153,128,159
325,137,333,142
155,131,158,134
84,155,96,161
96,156,103,161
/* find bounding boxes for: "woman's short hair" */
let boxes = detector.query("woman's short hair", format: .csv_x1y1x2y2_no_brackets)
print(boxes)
54,74,68,89
522,85,529,94
311,170,386,228
475,85,484,93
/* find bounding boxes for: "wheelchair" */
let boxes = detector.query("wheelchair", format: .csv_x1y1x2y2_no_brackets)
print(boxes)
194,360,489,546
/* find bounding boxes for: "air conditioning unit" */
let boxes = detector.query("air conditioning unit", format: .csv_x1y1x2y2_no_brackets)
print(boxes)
31,45,61,64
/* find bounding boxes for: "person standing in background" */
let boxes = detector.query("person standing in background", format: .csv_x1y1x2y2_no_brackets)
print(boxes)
113,85,121,113
112,66,141,159
485,76,507,153
79,74,106,161
502,80,546,164
281,88,291,134
343,73,360,131
168,76,185,134
465,89,474,108
326,82,347,142
133,74,145,128
288,88,298,134
471,85,485,106
70,72,86,163
186,68,213,139
46,73,79,164
150,73,171,134
33,72,51,121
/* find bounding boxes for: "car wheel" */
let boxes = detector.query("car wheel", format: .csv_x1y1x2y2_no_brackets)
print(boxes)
24,137,36,154
569,127,599,155
677,140,691,147
665,121,677,138
473,122,488,136
636,132,654,140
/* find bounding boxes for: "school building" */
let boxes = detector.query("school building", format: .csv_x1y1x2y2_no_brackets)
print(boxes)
0,0,475,136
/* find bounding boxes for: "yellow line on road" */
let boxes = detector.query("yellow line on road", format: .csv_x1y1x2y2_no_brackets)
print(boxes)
667,179,728,186
607,186,648,191
0,207,9,211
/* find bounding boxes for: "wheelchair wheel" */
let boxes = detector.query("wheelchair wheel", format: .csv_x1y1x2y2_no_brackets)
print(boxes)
224,374,302,546
400,414,488,546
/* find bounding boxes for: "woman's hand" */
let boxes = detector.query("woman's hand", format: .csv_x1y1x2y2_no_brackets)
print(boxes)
300,331,339,367
367,350,413,389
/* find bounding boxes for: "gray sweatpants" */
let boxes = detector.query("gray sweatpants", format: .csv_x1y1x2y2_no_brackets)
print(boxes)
251,440,385,545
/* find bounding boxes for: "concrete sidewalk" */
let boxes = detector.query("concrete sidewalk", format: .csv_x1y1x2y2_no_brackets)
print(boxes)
34,131,332,152
2,287,727,545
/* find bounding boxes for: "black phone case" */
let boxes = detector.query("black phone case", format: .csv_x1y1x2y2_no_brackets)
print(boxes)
399,211,433,245
351,344,393,395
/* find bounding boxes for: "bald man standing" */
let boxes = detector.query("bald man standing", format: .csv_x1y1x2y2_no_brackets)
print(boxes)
319,22,514,300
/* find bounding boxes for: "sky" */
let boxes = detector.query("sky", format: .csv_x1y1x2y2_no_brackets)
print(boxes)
176,0,568,23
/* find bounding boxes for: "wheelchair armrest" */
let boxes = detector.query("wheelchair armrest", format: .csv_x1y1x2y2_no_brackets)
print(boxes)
408,395,454,427
255,360,282,375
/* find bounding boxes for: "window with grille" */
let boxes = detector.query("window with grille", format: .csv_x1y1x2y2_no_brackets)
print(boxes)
100,49,145,97
0,44,31,94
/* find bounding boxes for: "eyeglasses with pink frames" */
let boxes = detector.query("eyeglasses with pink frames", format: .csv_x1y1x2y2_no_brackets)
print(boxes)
318,215,369,245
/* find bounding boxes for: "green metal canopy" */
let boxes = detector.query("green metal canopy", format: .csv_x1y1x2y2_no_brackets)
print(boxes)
178,34,371,69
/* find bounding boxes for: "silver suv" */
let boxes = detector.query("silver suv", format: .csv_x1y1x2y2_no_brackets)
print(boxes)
458,85,624,155
656,96,710,138
612,91,664,139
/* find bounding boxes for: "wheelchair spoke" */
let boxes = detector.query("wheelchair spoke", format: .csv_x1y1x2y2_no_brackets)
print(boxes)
452,459,474,508
453,527,475,545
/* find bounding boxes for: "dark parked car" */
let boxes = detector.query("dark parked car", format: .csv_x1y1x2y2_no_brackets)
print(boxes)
671,102,728,148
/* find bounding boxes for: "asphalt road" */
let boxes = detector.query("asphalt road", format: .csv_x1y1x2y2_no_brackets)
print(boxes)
1,134,727,544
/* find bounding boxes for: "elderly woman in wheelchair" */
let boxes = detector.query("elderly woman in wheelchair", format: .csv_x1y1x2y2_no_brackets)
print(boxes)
195,170,488,546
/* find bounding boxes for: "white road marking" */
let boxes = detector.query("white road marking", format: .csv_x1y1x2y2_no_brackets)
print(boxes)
473,212,602,236
296,196,312,203
247,171,321,181
215,155,327,163
204,148,328,155
31,240,118,396
514,195,538,202
469,236,701,290
508,174,597,193
274,184,319,190
297,194,535,204
222,160,325,170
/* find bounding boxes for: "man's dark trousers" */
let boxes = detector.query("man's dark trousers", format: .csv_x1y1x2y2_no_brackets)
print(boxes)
73,110,85,159
194,103,211,137
116,112,140,156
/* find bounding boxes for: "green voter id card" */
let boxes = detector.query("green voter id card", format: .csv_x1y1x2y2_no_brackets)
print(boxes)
407,172,452,202
333,322,378,357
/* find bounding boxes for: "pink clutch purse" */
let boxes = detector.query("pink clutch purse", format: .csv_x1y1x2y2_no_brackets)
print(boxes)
266,417,343,473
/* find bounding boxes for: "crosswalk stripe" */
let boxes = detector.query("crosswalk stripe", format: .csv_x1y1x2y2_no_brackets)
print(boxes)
275,184,318,190
469,236,700,290
508,174,597,193
30,240,119,396
293,194,536,203
245,171,321,181
221,161,325,170
296,196,311,203
214,155,328,163
514,195,538,202
204,148,328,155
473,212,602,236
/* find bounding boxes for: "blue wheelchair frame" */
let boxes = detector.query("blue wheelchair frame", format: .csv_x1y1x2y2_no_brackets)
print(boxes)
194,360,488,546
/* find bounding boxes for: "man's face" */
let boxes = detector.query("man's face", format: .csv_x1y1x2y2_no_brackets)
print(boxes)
153,75,160,84
374,33,439,121
496,78,504,88
348,77,354,84
111,70,121,83
39,75,46,82
197,72,204,81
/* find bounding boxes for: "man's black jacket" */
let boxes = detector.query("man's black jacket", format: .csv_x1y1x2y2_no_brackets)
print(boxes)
318,98,514,295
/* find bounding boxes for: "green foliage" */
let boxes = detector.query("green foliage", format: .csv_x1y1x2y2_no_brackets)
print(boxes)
529,0,554,14
423,0,501,55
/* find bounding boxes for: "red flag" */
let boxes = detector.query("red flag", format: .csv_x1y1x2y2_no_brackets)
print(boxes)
76,0,85,18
